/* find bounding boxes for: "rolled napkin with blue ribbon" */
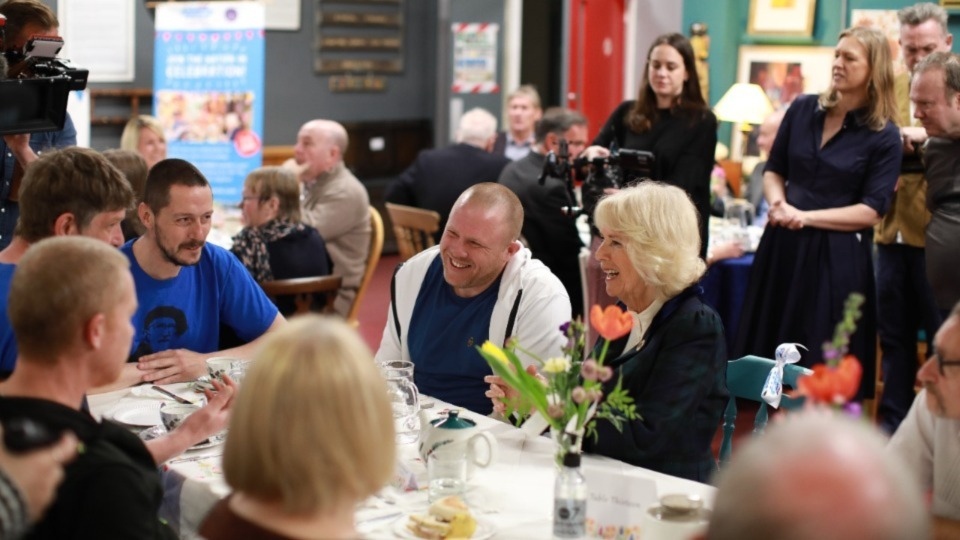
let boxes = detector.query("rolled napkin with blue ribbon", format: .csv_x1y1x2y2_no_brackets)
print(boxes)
761,343,806,408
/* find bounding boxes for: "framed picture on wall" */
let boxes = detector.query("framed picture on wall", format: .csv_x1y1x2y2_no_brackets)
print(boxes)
748,0,817,38
732,45,834,157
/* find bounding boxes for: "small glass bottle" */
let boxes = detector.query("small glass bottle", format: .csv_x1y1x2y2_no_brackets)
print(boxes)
553,451,587,539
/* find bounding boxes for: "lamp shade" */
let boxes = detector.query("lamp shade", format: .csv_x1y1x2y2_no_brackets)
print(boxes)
713,83,774,126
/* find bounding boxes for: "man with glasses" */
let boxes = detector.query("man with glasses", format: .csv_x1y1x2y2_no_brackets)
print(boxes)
888,300,960,535
876,2,953,436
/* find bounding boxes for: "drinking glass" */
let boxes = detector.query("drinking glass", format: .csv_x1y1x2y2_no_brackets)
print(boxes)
427,451,467,502
724,198,755,229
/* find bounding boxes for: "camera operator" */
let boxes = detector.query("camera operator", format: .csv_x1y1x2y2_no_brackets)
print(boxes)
0,0,77,251
582,33,717,260
498,107,587,318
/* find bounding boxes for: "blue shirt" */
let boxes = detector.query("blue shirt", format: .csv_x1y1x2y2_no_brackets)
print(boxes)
121,241,279,360
0,263,17,376
0,114,77,250
408,257,501,414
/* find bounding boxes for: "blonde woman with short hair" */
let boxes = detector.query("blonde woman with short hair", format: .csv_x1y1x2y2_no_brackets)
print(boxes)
230,167,331,313
120,115,167,170
488,182,727,482
200,316,395,539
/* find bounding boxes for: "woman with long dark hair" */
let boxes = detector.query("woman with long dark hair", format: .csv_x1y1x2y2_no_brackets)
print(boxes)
583,32,717,258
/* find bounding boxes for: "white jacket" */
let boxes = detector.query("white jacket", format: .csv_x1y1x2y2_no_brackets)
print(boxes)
374,244,571,367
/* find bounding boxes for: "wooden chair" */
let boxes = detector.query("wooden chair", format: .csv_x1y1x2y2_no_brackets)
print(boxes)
385,202,441,262
346,206,384,325
260,275,342,317
719,355,812,465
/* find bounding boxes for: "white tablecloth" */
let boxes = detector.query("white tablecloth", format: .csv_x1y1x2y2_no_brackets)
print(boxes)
88,385,715,539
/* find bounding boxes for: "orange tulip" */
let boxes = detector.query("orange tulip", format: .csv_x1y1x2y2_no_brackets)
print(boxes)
590,305,633,341
797,355,863,404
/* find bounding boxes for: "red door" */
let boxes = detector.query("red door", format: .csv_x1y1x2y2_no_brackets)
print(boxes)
566,0,626,139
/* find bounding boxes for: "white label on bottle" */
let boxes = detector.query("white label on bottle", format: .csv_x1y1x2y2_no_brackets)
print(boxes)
554,498,586,538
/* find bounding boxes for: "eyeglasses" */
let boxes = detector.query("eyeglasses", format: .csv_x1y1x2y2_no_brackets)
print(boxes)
936,353,960,376
238,196,263,207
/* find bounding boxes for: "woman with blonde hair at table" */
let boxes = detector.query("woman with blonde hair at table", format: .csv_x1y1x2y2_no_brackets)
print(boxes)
487,182,728,482
200,316,395,539
121,115,167,170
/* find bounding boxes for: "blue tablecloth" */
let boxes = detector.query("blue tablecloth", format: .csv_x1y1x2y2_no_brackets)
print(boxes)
699,254,754,354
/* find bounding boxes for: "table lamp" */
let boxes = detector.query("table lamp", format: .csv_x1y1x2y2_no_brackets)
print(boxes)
714,83,775,161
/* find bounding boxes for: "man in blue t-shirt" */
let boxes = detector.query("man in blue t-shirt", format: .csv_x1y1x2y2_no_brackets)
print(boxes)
375,183,570,414
110,158,284,389
0,147,133,379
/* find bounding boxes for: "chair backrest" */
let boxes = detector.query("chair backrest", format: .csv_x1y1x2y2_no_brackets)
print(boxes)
719,355,812,465
385,202,441,262
346,206,384,325
260,275,342,317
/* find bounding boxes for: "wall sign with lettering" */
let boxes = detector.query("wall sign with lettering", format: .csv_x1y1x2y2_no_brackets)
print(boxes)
315,0,405,78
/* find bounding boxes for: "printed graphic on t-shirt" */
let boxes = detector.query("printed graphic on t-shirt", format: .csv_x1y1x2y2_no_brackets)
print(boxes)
131,305,189,360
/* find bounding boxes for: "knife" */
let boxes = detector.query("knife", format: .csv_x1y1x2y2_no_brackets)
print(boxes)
151,385,196,405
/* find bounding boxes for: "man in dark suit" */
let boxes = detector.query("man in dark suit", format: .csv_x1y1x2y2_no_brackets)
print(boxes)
498,107,588,318
491,85,542,161
385,108,510,241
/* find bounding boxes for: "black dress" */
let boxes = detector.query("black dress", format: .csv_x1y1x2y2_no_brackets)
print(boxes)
589,100,717,258
733,95,901,399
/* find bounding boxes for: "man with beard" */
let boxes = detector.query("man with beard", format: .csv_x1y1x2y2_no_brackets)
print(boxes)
374,183,569,414
888,300,960,536
114,158,284,388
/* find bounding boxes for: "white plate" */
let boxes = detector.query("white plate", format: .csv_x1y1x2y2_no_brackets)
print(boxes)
138,425,226,451
393,516,494,540
111,403,162,427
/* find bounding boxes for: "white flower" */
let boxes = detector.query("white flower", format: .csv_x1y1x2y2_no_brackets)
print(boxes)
543,357,571,374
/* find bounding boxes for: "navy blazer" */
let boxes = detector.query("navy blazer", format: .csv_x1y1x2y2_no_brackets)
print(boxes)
584,287,728,482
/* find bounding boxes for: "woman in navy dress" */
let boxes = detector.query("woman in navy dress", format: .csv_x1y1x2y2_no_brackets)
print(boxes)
733,26,902,399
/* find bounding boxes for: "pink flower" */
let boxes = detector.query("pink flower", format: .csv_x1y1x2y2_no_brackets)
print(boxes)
598,366,614,383
581,359,599,381
572,386,587,404
548,403,565,418
588,388,604,402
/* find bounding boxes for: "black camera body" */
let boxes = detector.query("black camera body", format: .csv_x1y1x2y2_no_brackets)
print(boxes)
537,139,582,217
579,145,657,227
0,35,88,135
2,417,62,454
579,147,655,191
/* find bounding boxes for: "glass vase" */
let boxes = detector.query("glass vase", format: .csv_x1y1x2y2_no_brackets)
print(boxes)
550,426,584,469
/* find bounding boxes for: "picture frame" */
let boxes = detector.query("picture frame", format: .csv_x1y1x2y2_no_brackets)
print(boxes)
732,45,834,158
748,0,817,38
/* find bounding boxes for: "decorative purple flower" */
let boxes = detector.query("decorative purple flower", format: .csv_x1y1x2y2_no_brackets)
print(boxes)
843,402,862,418
581,359,599,381
572,386,587,404
559,322,571,334
598,366,614,383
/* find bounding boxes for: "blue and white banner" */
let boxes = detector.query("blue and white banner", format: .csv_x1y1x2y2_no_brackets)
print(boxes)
154,2,265,204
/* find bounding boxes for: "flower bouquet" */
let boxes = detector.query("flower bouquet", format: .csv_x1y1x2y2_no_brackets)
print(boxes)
795,292,865,412
477,305,640,462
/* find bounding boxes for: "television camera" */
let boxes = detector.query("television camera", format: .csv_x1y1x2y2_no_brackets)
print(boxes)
538,139,656,220
0,14,89,136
